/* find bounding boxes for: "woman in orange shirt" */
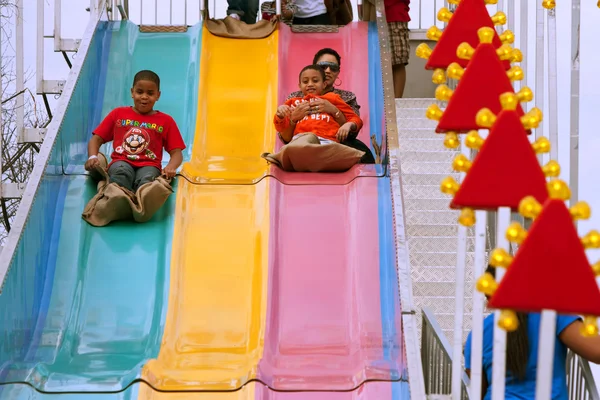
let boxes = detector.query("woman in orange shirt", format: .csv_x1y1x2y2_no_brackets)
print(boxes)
261,65,365,172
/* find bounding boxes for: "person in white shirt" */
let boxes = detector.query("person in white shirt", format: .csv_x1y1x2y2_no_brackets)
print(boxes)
293,0,330,25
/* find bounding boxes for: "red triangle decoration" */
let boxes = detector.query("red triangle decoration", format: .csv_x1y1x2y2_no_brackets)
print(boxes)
426,0,510,70
436,44,525,133
489,199,600,316
450,109,548,210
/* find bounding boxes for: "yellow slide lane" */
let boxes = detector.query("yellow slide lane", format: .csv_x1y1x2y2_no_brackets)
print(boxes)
140,27,278,391
137,383,257,399
183,27,279,183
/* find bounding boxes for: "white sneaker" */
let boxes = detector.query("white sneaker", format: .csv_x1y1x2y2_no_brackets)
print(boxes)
229,13,241,20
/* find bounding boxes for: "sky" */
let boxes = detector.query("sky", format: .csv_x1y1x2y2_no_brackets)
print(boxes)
11,0,600,385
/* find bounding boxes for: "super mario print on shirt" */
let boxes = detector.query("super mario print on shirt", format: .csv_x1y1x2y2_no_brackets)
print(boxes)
93,106,186,170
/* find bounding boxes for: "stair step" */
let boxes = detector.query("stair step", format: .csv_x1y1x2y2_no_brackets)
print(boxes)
397,118,439,129
400,161,455,175
396,98,445,108
399,138,458,152
397,127,438,139
409,236,475,253
407,224,475,237
404,198,453,211
406,210,460,226
402,185,452,200
412,267,475,285
395,108,431,119
413,281,472,297
410,251,476,268
401,173,460,186
399,150,457,164
412,296,475,315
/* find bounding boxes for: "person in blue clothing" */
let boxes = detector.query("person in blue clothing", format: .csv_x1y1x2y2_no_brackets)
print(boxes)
465,265,600,399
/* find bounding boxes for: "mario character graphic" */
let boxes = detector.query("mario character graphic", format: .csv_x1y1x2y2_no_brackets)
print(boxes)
116,127,157,161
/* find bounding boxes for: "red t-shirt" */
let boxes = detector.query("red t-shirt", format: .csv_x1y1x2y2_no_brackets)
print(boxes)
385,0,410,23
93,106,186,170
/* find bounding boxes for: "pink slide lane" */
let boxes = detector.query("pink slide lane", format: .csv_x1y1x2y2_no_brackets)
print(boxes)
254,381,405,399
258,177,400,390
267,23,378,184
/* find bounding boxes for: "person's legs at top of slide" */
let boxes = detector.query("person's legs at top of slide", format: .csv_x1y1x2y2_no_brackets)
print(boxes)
227,0,259,24
293,0,330,25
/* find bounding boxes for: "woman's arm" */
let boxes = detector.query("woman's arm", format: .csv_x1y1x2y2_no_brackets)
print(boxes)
334,97,363,132
559,320,600,364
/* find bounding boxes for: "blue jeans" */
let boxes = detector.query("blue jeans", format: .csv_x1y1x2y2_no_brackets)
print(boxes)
108,161,160,192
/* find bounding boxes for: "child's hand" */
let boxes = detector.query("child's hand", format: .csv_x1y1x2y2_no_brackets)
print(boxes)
84,156,100,172
290,102,310,122
276,105,291,119
162,165,177,179
336,122,355,142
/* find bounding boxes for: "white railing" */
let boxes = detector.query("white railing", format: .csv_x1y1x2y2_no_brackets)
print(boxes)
104,0,455,30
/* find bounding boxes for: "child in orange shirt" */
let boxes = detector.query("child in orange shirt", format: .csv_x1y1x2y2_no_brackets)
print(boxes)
261,65,365,172
274,65,362,144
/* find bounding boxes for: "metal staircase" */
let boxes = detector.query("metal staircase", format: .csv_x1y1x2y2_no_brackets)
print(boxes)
396,98,475,344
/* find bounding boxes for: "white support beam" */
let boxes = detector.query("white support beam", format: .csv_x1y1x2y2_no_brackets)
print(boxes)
56,39,81,53
40,80,66,95
19,129,46,144
0,183,26,199
54,0,82,52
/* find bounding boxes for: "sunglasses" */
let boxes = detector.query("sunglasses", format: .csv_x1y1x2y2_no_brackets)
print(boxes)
317,61,340,73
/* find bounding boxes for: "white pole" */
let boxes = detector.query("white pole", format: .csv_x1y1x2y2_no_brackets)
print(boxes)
519,0,528,97
36,0,44,94
547,6,558,162
496,0,504,33
451,140,470,400
535,2,545,163
570,0,581,205
469,210,488,400
536,310,557,399
54,0,61,50
16,0,24,143
276,0,281,15
507,0,514,36
490,206,511,400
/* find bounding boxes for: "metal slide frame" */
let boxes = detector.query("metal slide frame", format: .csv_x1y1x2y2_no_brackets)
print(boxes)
0,0,108,291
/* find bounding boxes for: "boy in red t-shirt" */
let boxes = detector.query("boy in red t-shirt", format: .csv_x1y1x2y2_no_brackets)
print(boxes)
273,65,362,144
84,70,186,193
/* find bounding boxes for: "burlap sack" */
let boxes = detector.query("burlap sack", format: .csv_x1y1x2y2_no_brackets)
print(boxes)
262,133,365,172
205,16,278,39
82,154,173,227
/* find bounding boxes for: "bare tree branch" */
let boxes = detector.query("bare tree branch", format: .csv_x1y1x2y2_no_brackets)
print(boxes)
0,0,51,243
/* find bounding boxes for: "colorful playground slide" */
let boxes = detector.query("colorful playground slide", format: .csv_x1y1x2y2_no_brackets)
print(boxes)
0,17,408,400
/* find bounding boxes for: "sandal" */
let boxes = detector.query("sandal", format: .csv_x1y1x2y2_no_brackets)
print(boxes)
261,152,282,168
